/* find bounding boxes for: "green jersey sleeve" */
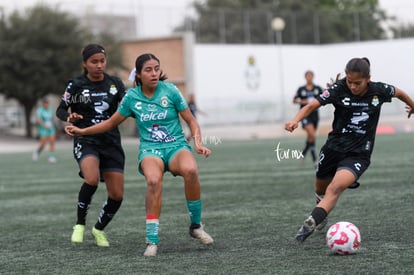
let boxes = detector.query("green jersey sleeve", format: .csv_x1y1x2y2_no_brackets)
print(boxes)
169,83,188,112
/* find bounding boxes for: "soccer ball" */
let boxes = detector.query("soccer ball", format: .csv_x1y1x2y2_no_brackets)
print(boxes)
326,221,361,255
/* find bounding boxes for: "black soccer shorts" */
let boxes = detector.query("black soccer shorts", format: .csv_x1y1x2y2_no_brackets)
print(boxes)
73,140,125,174
316,144,370,180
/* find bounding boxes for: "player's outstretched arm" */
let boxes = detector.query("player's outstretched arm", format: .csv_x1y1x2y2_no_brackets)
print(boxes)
394,88,414,118
65,112,127,136
285,99,321,132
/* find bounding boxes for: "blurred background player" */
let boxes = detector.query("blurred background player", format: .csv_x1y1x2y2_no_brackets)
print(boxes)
56,44,126,247
292,70,323,168
65,53,214,257
186,93,206,140
32,97,57,163
187,93,207,118
285,57,414,243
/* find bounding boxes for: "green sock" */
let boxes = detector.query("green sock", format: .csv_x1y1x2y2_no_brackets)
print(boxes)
146,217,159,245
187,200,202,225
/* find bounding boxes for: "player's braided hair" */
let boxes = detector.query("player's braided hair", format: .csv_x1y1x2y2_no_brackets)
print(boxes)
326,73,342,88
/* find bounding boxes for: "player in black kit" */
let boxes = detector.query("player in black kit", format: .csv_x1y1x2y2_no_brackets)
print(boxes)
285,57,414,242
293,70,323,167
56,44,126,247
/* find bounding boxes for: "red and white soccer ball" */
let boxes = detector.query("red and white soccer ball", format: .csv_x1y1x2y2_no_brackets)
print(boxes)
326,221,361,255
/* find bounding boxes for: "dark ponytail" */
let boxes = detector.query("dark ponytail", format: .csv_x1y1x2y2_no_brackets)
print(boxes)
345,57,370,77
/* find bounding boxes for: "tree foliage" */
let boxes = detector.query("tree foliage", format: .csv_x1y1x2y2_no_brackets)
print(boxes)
0,5,125,137
178,0,390,44
391,22,414,39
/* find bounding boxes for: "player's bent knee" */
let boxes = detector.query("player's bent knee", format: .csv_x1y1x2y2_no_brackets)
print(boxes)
145,176,163,189
109,191,123,201
84,177,100,185
182,166,199,178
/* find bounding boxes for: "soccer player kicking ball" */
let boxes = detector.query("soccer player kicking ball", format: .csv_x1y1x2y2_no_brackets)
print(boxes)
66,53,213,256
285,57,414,242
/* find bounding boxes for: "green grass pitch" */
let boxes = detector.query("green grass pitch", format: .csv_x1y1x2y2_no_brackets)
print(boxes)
1,133,413,274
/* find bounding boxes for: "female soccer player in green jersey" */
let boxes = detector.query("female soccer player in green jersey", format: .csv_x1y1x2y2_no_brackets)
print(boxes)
65,53,213,256
33,97,57,163
285,57,414,243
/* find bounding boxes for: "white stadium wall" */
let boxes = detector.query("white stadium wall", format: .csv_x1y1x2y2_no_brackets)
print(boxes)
193,39,414,128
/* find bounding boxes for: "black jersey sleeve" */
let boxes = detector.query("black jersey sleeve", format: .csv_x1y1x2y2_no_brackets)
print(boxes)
56,102,69,121
316,80,344,106
376,82,395,102
55,80,75,121
293,86,303,100
317,88,334,106
114,77,126,103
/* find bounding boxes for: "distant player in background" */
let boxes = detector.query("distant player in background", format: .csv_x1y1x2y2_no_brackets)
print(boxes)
285,57,414,243
293,70,323,167
187,94,199,118
56,44,126,247
65,53,214,257
186,94,206,140
33,97,57,163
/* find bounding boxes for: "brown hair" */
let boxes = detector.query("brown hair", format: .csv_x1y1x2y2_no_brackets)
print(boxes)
345,57,370,77
134,53,167,86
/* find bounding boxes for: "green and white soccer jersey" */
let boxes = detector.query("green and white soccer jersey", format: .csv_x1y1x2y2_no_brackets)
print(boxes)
118,81,188,150
317,79,395,154
37,107,55,137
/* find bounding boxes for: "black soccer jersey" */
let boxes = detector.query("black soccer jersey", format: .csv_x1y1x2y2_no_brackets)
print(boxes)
294,84,323,120
56,73,126,145
317,79,395,154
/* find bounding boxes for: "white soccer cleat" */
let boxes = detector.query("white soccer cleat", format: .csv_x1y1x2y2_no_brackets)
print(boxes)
48,156,57,163
143,243,158,257
189,224,214,245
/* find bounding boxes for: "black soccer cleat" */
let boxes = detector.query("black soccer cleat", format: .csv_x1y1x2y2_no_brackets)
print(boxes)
295,216,316,242
315,217,328,231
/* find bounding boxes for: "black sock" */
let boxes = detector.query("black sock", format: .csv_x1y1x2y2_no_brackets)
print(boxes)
190,223,201,230
303,141,310,156
94,197,123,230
309,141,316,162
310,207,328,226
76,182,97,225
